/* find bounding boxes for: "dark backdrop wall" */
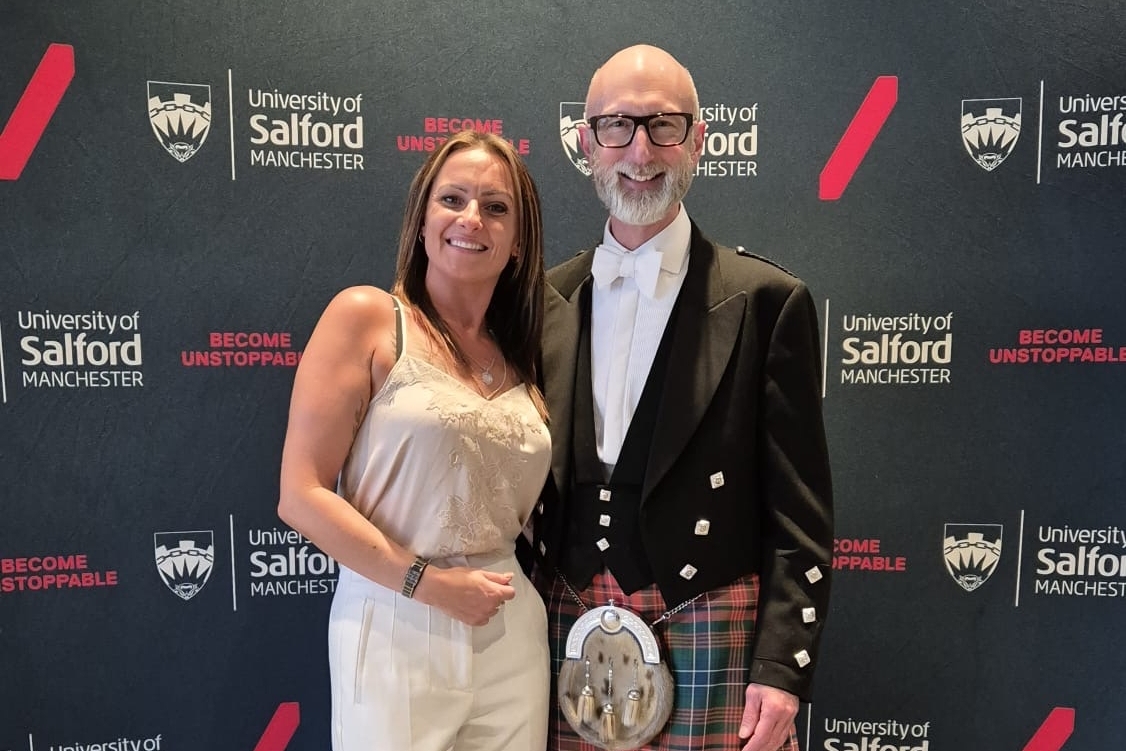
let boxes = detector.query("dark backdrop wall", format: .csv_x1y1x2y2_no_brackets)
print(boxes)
2,1,1123,749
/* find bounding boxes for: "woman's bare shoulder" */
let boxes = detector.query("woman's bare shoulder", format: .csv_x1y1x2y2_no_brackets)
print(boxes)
317,285,398,332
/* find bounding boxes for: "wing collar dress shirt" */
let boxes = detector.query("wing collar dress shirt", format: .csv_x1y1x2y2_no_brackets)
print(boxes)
590,205,692,478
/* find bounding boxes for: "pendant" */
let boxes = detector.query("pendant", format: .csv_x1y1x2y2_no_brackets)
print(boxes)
480,370,494,386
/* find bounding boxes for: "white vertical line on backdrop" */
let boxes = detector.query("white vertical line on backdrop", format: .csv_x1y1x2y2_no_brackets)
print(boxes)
230,514,239,611
1036,81,1044,185
229,69,237,181
0,320,7,404
804,705,812,750
28,733,35,751
1014,508,1026,607
821,299,830,399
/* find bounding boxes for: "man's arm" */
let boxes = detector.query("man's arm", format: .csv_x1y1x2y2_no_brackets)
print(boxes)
749,281,835,698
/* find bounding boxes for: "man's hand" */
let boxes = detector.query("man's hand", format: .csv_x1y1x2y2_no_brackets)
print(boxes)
737,683,799,751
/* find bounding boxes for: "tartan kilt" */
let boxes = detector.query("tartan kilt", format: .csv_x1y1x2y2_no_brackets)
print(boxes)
538,569,799,751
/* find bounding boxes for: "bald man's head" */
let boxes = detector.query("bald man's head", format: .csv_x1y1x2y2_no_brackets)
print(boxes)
579,45,706,245
586,44,699,120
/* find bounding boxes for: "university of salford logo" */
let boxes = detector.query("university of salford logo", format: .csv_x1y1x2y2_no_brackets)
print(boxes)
146,81,212,163
960,98,1021,171
559,102,590,176
154,530,215,600
942,523,1002,592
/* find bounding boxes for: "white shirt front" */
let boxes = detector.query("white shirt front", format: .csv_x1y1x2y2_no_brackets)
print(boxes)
590,205,692,478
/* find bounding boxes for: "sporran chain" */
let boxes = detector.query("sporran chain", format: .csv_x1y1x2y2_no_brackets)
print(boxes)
558,571,704,627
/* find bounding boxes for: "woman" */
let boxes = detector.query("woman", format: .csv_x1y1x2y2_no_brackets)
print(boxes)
278,130,550,751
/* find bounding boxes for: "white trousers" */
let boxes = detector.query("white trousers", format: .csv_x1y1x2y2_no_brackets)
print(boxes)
329,552,549,751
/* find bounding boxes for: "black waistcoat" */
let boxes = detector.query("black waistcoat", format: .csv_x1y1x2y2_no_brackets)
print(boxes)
558,285,680,593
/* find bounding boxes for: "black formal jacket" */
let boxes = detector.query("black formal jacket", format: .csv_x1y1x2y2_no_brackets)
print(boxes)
532,222,834,700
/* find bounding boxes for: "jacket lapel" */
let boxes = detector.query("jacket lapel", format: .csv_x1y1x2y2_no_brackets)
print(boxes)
643,228,745,498
543,263,590,498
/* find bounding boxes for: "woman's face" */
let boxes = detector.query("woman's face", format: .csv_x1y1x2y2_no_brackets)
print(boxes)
421,147,519,289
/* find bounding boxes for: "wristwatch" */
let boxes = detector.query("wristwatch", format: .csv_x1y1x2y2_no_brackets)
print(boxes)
401,556,429,598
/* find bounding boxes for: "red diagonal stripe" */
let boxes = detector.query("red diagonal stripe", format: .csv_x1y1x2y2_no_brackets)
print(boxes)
818,75,898,200
0,43,75,181
1022,707,1075,751
253,702,300,751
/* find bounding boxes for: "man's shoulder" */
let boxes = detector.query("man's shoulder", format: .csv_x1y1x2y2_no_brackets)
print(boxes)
546,248,594,294
727,244,800,278
702,234,805,292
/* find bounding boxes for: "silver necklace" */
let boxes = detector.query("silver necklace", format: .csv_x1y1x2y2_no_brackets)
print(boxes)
480,358,508,399
475,351,498,386
466,335,499,385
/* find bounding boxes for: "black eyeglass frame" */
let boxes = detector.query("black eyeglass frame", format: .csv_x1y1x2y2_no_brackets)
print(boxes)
586,112,695,148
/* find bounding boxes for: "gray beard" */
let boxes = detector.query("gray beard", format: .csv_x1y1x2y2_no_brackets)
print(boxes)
590,155,694,227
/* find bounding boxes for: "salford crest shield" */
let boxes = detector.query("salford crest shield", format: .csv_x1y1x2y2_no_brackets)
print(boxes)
147,81,212,163
943,523,1002,592
559,102,591,176
154,530,215,600
960,98,1021,171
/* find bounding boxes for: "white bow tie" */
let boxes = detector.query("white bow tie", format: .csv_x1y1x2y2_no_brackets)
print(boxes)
590,243,662,297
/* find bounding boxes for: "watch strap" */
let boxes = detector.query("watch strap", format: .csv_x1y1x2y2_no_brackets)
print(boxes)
401,556,429,598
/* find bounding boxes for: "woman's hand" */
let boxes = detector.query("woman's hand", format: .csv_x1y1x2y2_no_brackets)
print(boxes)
414,566,516,626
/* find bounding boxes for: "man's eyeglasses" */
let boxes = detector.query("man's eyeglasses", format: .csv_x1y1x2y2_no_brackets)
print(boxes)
587,113,694,148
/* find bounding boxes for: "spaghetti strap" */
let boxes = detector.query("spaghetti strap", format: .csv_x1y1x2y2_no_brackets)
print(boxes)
391,295,406,359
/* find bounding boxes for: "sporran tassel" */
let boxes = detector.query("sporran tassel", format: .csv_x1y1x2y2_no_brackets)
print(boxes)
578,685,596,725
577,658,596,725
599,657,617,742
623,686,642,728
600,703,617,743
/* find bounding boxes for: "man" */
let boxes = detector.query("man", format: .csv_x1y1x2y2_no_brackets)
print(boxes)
532,45,833,751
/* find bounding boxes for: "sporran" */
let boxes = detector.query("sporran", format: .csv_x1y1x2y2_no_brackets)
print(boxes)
558,603,674,750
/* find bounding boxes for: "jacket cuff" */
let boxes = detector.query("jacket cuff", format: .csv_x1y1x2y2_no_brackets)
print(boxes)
750,657,814,702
